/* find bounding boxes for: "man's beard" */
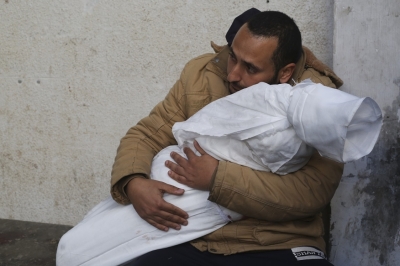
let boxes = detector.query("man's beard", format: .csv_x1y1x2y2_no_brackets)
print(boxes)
269,69,280,85
229,70,280,94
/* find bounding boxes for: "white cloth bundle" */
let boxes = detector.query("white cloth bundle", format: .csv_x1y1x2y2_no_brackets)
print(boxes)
57,80,382,266
174,79,382,174
287,80,382,163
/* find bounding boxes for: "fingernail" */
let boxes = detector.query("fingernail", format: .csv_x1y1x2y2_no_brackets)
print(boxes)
175,226,181,230
183,221,188,226
164,227,169,232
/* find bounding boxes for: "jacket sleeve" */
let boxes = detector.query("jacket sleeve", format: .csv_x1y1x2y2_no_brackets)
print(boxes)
301,68,337,89
209,152,344,222
110,70,188,205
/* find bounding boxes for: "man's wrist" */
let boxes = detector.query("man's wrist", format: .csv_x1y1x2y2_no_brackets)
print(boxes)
124,174,146,192
118,174,146,198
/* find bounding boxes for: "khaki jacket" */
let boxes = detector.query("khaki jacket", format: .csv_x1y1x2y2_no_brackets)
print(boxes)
110,43,344,254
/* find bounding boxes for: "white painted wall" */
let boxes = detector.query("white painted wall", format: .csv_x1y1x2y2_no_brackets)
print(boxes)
330,1,400,265
0,0,334,226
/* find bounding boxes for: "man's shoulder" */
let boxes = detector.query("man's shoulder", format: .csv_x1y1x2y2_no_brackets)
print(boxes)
178,53,216,90
174,46,228,102
182,42,229,75
182,52,218,74
300,46,343,89
299,68,337,88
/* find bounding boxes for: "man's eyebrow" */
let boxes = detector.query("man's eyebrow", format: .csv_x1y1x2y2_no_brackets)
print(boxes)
229,46,261,71
245,61,260,71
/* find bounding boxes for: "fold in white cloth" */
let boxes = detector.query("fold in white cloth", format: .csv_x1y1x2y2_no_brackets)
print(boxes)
56,80,382,266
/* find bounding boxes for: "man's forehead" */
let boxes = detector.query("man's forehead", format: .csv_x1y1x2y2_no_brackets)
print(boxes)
230,31,277,67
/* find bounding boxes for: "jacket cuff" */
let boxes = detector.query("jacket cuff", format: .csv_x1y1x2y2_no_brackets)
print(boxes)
111,174,146,205
208,160,227,203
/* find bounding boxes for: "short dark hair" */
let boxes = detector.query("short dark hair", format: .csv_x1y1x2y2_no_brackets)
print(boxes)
247,11,302,72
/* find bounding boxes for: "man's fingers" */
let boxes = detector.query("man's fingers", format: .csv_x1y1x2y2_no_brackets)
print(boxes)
183,146,197,160
147,215,186,232
155,182,189,219
165,160,184,177
193,140,206,155
127,178,189,231
165,158,191,183
158,181,185,196
158,208,188,227
167,169,189,186
139,200,189,231
146,218,169,232
158,200,189,220
152,188,188,220
145,207,189,231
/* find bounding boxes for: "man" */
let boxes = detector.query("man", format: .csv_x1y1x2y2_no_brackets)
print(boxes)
112,10,344,265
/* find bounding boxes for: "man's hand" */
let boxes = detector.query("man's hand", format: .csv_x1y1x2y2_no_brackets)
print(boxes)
125,177,188,232
165,140,218,190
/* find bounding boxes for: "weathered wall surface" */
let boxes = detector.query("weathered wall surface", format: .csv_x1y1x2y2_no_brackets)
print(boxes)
0,1,334,225
330,1,400,265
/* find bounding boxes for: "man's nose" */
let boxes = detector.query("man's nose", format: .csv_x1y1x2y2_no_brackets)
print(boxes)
227,64,241,82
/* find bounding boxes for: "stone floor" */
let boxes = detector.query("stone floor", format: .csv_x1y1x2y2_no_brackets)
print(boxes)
0,219,72,266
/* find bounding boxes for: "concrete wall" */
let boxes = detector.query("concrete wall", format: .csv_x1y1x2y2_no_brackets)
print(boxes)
3,1,399,265
0,0,334,225
330,1,400,265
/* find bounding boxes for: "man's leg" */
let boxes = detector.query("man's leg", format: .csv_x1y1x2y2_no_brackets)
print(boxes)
122,242,334,266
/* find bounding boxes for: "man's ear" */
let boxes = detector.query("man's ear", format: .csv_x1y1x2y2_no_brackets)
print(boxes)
278,63,296,84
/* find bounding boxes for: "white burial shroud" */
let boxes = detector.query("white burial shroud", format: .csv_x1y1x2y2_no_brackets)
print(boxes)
56,80,382,266
174,79,383,175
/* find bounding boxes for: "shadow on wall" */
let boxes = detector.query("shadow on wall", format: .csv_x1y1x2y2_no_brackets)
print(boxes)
332,77,400,265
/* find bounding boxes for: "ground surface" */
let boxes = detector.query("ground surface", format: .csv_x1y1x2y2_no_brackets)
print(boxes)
0,219,72,266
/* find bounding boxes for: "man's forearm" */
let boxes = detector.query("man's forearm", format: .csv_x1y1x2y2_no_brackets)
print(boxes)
208,152,344,222
110,77,187,204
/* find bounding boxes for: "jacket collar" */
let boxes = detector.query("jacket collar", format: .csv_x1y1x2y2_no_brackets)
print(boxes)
302,46,343,88
206,42,230,82
290,49,306,86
